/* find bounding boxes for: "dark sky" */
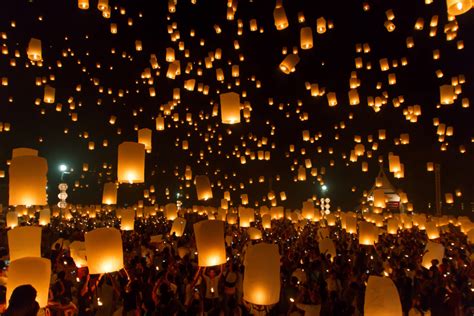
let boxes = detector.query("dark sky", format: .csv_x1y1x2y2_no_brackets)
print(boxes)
0,0,473,215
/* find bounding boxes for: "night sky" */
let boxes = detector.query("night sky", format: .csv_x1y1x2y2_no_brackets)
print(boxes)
0,0,473,215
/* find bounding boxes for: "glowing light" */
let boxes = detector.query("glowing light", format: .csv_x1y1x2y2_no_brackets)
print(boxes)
59,164,68,172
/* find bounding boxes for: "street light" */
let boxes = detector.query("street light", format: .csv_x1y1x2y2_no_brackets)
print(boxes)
59,164,68,172
321,185,328,192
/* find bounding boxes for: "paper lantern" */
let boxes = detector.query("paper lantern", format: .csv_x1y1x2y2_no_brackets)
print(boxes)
446,0,472,15
44,85,55,104
359,222,377,245
279,54,300,74
239,207,254,227
387,218,399,234
319,238,336,260
7,257,51,308
227,213,238,225
243,243,280,305
273,6,289,30
165,203,178,220
170,217,186,237
422,241,444,269
138,128,152,152
364,276,402,316
445,193,454,204
156,116,165,131
220,92,241,124
27,38,42,61
302,201,314,220
8,226,41,261
12,148,38,158
39,208,50,226
426,221,440,239
388,154,401,173
120,209,135,231
248,227,262,240
316,17,327,34
271,206,284,219
85,228,124,274
346,216,357,234
195,175,213,200
326,214,336,226
9,155,47,206
117,142,145,184
69,241,87,268
373,189,386,208
6,212,18,229
440,85,455,105
193,220,226,267
78,0,89,9
102,182,117,205
300,27,313,49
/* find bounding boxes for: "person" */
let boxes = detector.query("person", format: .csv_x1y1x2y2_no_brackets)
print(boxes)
4,284,39,316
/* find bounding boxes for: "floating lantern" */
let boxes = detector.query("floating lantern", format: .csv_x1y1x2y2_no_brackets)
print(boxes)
446,0,472,16
117,142,145,184
193,220,226,267
7,257,51,308
279,54,300,74
8,226,42,261
220,92,241,124
85,227,124,274
102,182,117,205
120,209,135,231
300,27,313,49
426,221,440,239
9,155,48,206
243,243,280,305
422,241,444,269
359,221,377,245
138,128,152,152
364,276,402,316
316,17,326,34
165,203,178,220
273,6,289,30
69,241,87,268
195,175,213,200
27,38,42,61
248,227,262,240
170,217,186,237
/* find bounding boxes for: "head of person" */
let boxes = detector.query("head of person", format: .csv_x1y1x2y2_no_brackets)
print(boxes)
5,284,39,316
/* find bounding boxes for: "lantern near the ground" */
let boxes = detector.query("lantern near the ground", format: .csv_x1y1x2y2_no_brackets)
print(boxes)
364,276,402,316
102,182,117,205
220,92,241,124
194,220,226,266
426,221,440,239
359,221,377,245
195,175,213,200
117,142,145,184
6,211,18,229
422,241,444,269
9,155,48,206
69,241,87,268
170,217,186,237
8,226,42,261
165,203,178,220
120,209,135,231
85,228,124,274
7,257,51,308
248,227,262,240
243,243,280,305
39,209,50,226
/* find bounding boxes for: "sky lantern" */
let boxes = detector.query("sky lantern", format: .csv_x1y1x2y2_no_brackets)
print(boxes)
426,221,440,239
6,211,18,229
6,257,51,308
279,54,300,74
316,17,327,34
43,85,55,104
300,27,313,49
262,213,271,229
422,241,444,269
39,209,50,226
440,85,455,104
273,6,289,30
165,203,178,220
248,227,262,240
193,220,226,267
78,0,89,9
446,0,472,15
345,216,357,234
170,217,186,237
243,243,280,305
12,147,38,158
102,182,117,205
220,92,241,124
117,142,145,184
69,241,87,268
364,276,402,316
9,155,48,206
302,200,314,220
359,221,377,245
85,227,124,274
195,175,213,200
8,226,42,261
27,38,42,61
138,128,152,153
373,188,386,208
120,208,135,231
97,0,108,11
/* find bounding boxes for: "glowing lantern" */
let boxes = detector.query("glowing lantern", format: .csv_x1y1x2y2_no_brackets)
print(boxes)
440,85,455,104
302,201,314,220
85,228,124,274
43,85,55,104
373,189,386,208
6,257,51,308
279,54,300,74
195,175,213,200
346,216,357,234
387,218,399,234
97,0,108,11
78,0,89,9
120,209,135,231
117,142,145,184
6,211,18,229
27,38,42,61
9,155,47,206
273,6,289,30
220,92,241,124
243,243,280,305
8,226,41,261
446,0,472,16
39,209,50,226
388,154,401,173
262,214,272,229
445,193,454,204
364,276,402,316
102,182,117,205
300,27,313,49
12,148,38,158
138,128,152,152
297,166,306,181
248,227,262,240
69,241,87,268
165,203,178,220
170,217,186,237
193,220,226,266
316,17,327,34
359,222,377,245
422,241,444,269
426,221,440,239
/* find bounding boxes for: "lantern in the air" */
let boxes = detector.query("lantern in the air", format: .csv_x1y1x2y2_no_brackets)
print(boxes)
138,128,152,153
373,189,386,208
120,209,135,231
302,201,315,220
27,38,42,61
44,85,55,104
193,220,226,266
170,217,186,237
300,27,313,49
102,182,117,205
440,85,455,105
426,221,440,239
273,6,289,30
359,222,377,245
243,243,280,305
262,214,272,229
85,228,124,274
364,276,402,316
446,0,472,16
9,155,48,206
117,142,145,184
165,203,178,220
279,54,300,74
78,0,89,9
195,175,213,200
69,241,87,268
220,92,241,124
7,257,51,308
8,226,42,261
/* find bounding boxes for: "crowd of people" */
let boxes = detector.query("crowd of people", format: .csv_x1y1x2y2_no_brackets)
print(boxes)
0,210,473,316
